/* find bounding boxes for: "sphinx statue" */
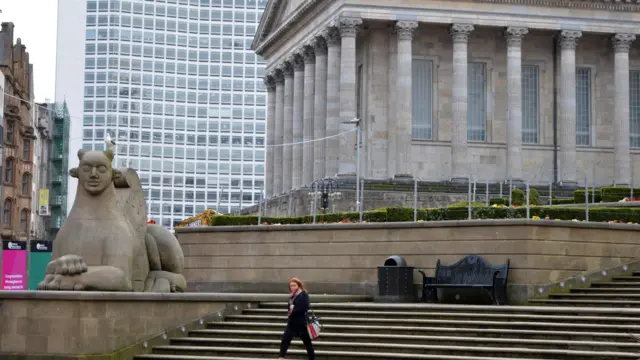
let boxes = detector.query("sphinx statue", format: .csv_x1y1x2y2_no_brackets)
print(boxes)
37,149,186,292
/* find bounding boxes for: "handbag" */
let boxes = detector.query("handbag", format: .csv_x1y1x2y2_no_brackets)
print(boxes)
306,308,323,340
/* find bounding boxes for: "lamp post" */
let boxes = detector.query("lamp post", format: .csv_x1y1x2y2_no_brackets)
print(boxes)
342,118,361,212
308,179,340,211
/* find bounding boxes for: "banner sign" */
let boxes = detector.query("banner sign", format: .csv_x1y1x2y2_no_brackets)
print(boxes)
28,240,53,290
39,189,50,216
1,240,27,290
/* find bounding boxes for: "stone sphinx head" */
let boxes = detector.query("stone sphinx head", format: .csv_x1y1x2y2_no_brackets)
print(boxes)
69,149,121,195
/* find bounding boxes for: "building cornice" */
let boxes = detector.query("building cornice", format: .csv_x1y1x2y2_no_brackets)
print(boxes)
253,0,325,55
450,0,640,12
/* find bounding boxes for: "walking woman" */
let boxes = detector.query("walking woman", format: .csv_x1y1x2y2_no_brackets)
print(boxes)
279,277,315,360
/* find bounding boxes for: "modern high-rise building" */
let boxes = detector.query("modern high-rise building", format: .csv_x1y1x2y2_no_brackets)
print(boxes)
55,0,268,229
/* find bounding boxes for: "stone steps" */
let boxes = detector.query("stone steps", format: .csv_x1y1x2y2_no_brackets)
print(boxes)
242,307,640,323
135,302,640,360
535,273,640,306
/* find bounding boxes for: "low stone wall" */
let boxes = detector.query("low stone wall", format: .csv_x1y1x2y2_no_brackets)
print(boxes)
0,291,367,359
177,220,640,304
240,187,468,216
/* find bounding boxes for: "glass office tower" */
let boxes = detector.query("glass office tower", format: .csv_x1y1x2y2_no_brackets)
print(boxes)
56,0,267,229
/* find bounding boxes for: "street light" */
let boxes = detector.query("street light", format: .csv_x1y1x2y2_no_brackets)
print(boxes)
342,118,361,212
308,179,341,211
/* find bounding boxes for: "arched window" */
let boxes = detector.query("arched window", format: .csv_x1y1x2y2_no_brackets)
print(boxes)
19,209,29,233
3,199,11,225
4,158,13,184
21,173,31,195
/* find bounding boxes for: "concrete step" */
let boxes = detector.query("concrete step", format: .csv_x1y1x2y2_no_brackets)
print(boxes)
548,293,640,300
570,287,640,293
242,307,640,323
529,298,640,306
222,314,640,332
175,332,640,351
135,350,563,360
591,281,640,287
206,321,638,342
147,343,640,359
257,301,640,316
611,276,640,282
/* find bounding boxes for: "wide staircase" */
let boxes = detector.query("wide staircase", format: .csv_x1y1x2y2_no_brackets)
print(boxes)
135,299,640,359
530,270,640,307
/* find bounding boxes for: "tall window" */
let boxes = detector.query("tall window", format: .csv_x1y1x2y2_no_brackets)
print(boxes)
19,209,28,233
576,67,591,146
521,65,539,144
4,158,13,184
21,173,30,195
468,62,486,141
412,59,433,140
5,123,13,144
630,70,640,148
3,199,11,225
23,139,31,160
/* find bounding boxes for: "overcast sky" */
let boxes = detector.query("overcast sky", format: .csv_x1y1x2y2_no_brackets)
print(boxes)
1,0,58,102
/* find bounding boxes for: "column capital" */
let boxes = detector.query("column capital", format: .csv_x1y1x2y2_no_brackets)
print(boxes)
395,21,418,41
321,26,341,47
505,26,528,47
450,23,474,43
302,44,316,64
273,68,285,84
335,16,362,38
613,33,636,53
280,60,294,78
291,52,305,71
264,72,276,92
558,30,582,50
313,35,328,56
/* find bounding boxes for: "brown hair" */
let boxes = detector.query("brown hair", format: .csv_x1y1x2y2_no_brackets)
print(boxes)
288,277,306,292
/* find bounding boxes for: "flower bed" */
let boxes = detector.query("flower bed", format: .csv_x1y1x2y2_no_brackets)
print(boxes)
207,206,640,226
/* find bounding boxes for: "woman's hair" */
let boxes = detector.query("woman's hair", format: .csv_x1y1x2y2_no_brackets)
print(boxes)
288,277,306,292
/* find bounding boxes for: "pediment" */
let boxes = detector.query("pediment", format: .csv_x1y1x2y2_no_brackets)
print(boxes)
251,0,311,52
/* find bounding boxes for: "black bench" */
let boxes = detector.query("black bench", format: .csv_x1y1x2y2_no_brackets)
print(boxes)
418,255,510,305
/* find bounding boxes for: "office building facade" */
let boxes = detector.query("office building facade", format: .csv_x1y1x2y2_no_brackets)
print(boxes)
55,0,268,229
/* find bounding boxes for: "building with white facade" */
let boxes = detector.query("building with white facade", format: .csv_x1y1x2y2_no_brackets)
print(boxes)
255,0,640,198
55,0,268,229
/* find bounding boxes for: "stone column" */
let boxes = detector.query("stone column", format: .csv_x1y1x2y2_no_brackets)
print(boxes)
450,24,474,180
292,53,305,189
264,72,276,198
337,16,362,175
558,30,582,184
505,27,528,182
395,21,418,176
313,36,328,181
302,44,316,185
282,60,294,192
273,69,285,195
613,33,636,186
324,27,341,177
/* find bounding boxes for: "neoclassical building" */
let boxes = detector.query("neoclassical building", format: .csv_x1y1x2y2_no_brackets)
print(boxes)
252,0,640,197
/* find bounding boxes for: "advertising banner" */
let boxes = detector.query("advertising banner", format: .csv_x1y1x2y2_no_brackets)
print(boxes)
39,188,50,216
28,240,53,290
1,240,27,290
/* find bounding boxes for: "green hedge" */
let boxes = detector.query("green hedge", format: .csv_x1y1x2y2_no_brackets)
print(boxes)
490,198,507,205
208,206,640,226
600,187,640,202
574,189,602,203
552,198,574,205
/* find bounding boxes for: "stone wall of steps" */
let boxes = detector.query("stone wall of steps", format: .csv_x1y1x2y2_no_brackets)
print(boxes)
531,269,640,307
135,301,640,360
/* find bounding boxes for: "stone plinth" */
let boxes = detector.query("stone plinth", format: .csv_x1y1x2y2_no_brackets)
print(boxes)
0,292,367,359
177,220,640,304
